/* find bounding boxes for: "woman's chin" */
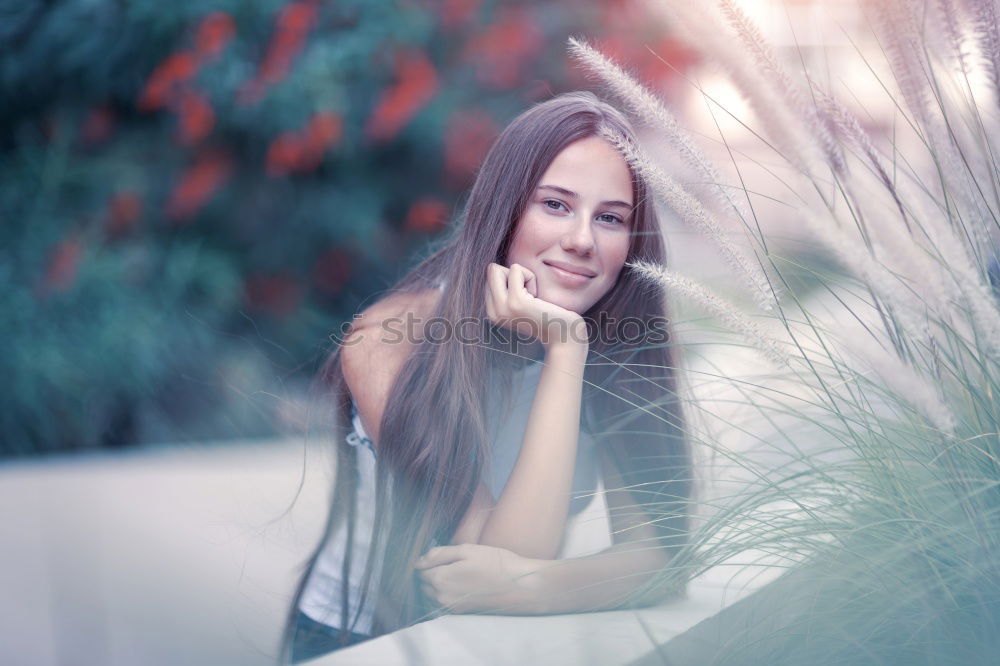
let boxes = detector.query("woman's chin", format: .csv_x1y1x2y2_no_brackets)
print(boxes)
553,300,590,316
535,276,605,315
536,290,580,314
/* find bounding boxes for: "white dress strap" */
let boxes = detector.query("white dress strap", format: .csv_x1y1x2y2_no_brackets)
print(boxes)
346,400,375,453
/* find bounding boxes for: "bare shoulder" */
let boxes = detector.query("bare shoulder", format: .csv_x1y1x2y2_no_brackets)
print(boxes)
340,287,442,446
344,286,441,352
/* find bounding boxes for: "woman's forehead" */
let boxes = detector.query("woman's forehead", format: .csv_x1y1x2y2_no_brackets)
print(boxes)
537,137,634,206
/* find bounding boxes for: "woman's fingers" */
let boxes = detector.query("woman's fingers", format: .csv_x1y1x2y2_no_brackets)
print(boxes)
508,263,537,300
507,263,525,305
506,264,542,339
415,544,466,568
523,267,538,298
487,262,565,345
485,263,510,324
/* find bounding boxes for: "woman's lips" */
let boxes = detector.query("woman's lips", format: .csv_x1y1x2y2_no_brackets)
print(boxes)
544,261,594,287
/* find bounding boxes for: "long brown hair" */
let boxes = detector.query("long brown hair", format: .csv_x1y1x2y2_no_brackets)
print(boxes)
281,90,690,656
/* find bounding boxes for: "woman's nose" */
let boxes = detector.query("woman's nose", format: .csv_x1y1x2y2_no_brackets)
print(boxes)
560,216,595,255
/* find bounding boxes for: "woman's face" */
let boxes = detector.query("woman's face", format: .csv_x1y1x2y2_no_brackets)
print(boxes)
506,136,635,314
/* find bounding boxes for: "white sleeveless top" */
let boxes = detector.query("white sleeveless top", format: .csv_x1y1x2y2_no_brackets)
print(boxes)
298,359,601,634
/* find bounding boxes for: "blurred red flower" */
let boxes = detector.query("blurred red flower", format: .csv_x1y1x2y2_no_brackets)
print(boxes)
266,132,306,176
41,238,83,294
105,192,143,238
307,112,342,145
195,11,236,60
405,198,449,233
365,50,439,142
239,1,318,104
138,52,198,111
244,274,302,316
439,0,481,29
266,111,342,175
278,0,318,32
176,89,215,145
312,247,353,294
259,4,315,84
461,7,541,90
166,151,231,221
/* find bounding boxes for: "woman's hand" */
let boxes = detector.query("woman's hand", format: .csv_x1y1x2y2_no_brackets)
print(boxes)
415,543,546,614
485,263,587,351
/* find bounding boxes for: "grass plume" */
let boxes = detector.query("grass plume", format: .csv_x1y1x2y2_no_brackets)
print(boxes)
577,1,1000,661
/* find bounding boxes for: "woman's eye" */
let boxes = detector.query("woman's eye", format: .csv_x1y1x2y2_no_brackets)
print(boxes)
542,199,624,225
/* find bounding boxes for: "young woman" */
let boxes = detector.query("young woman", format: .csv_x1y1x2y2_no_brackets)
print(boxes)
282,91,692,663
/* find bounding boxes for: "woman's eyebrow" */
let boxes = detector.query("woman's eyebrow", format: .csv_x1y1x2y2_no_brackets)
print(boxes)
537,184,633,210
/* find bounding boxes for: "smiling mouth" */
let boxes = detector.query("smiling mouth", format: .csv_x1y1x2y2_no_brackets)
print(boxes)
544,261,595,286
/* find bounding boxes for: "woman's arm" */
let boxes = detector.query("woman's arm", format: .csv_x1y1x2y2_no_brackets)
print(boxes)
527,542,671,614
415,539,670,615
420,452,678,613
448,342,586,553
475,341,588,559
474,263,590,560
450,480,495,545
518,451,675,613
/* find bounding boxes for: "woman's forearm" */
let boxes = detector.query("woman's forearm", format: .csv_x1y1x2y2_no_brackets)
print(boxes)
415,540,675,617
523,542,674,614
477,341,588,559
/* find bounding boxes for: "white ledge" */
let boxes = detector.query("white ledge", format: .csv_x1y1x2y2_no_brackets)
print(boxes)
1,438,783,666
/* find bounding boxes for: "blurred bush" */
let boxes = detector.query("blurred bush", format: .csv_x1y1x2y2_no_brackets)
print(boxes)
0,0,688,456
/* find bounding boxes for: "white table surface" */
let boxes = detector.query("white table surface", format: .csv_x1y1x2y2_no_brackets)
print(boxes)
309,475,782,665
310,558,780,666
2,435,784,666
